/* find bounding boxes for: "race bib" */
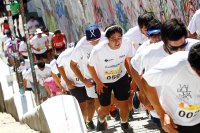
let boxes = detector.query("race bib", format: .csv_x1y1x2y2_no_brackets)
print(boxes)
175,102,200,122
39,45,45,50
11,10,17,14
55,42,63,47
104,66,122,81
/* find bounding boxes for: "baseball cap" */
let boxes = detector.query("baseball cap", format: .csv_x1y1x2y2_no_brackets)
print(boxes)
85,24,101,41
36,28,42,35
147,29,161,36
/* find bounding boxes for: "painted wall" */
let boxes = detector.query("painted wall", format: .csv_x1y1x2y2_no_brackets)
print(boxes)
32,0,200,42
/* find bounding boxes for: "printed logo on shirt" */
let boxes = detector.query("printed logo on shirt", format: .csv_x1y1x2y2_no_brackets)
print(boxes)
104,59,114,62
119,54,125,58
105,62,123,69
177,84,192,100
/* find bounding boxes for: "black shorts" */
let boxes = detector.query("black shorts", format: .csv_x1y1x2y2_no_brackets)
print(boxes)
69,86,91,103
55,46,65,54
177,123,200,133
34,51,48,60
12,13,19,20
97,74,130,106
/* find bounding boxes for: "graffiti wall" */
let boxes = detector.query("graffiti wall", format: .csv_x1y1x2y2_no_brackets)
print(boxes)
32,0,200,42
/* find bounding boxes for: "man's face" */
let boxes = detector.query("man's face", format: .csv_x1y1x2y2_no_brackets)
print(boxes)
166,36,187,54
88,38,100,46
149,33,161,43
108,32,122,50
37,33,42,38
140,26,148,37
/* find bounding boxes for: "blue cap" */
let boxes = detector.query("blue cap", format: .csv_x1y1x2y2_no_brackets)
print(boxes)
85,24,101,40
147,29,161,35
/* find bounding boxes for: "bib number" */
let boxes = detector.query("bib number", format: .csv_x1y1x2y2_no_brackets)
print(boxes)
175,108,200,122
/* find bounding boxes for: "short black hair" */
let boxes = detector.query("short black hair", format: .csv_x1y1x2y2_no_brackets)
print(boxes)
29,16,35,19
147,19,162,31
54,29,61,34
161,18,187,45
105,25,123,39
37,61,45,69
138,12,155,29
188,42,200,70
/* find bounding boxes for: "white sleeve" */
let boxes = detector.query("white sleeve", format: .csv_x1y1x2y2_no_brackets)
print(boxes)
127,40,135,57
131,52,144,75
143,59,170,87
71,48,82,63
188,14,197,34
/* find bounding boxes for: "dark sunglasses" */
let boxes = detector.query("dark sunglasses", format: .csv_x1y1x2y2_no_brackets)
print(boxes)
167,41,188,51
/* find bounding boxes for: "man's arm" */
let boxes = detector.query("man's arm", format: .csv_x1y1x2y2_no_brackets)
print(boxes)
57,66,74,89
70,60,92,88
141,77,178,133
87,64,107,95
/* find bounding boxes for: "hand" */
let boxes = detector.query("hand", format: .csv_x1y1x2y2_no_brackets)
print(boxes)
83,79,93,88
160,113,178,133
36,48,40,52
66,80,75,90
96,81,108,95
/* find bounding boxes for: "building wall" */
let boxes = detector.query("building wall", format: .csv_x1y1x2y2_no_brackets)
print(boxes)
32,0,200,42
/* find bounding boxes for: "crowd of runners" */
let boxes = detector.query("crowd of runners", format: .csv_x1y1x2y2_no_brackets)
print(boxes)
1,1,200,133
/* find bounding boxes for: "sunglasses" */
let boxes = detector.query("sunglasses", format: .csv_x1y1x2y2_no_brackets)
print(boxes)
166,41,188,51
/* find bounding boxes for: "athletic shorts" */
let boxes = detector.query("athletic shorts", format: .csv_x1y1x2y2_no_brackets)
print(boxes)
34,51,48,60
177,123,200,133
97,74,130,106
69,86,92,103
12,13,19,20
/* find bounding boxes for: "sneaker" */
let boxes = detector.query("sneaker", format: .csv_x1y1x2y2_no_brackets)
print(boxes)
86,121,95,131
96,120,107,131
115,111,120,121
128,112,134,121
121,122,133,133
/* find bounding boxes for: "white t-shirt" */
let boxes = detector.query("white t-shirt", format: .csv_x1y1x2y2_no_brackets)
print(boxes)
50,59,59,74
24,64,51,86
131,38,200,75
26,20,39,34
188,9,200,35
0,35,11,51
57,47,84,87
143,51,200,126
71,34,105,79
19,41,28,56
88,38,134,83
45,32,54,49
124,26,148,50
30,34,48,54
20,59,30,71
131,38,199,118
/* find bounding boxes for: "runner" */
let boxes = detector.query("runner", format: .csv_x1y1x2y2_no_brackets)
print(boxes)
88,25,134,132
70,24,105,131
142,43,200,133
51,29,67,58
30,28,49,63
130,18,200,131
9,0,20,29
26,16,39,35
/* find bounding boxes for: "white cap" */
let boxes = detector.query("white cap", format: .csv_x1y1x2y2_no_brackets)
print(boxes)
35,28,42,35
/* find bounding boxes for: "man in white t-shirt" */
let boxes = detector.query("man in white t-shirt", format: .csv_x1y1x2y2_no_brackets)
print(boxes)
56,47,95,130
26,16,39,34
30,28,49,63
70,24,105,131
142,43,200,133
23,61,51,101
124,12,154,50
188,9,200,39
130,18,200,130
42,28,54,61
88,25,134,132
18,37,28,59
